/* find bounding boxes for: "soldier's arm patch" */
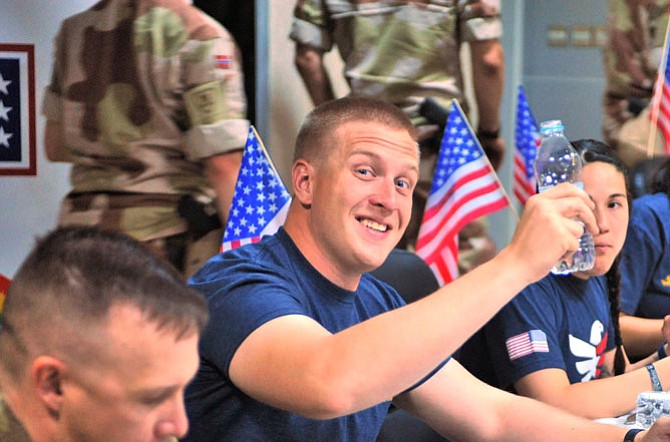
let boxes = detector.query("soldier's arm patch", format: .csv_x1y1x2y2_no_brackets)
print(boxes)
215,54,232,69
185,81,227,126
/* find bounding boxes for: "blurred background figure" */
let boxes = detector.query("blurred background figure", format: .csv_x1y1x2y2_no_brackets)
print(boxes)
619,157,670,360
602,0,670,167
289,0,505,275
42,0,250,278
193,1,256,125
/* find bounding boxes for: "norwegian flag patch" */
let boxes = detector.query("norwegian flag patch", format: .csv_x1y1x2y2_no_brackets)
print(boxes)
215,55,232,69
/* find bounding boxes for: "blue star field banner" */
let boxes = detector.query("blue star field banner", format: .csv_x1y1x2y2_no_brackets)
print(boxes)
0,58,22,162
0,44,35,176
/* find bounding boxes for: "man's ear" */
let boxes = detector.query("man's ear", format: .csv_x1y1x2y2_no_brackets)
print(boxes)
31,356,66,418
291,160,315,207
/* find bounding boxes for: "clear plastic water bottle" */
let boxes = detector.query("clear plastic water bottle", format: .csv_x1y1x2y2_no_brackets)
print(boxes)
534,119,595,274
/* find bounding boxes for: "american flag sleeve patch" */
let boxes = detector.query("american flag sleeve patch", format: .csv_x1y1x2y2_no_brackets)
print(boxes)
505,329,549,361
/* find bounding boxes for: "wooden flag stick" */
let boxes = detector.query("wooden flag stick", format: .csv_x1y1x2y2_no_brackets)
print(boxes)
251,125,289,190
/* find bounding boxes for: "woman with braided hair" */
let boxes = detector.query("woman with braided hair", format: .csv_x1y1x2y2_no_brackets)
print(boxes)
458,139,670,420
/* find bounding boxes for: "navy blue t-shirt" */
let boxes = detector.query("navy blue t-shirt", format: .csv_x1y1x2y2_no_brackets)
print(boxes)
183,228,408,441
459,274,615,390
620,193,670,318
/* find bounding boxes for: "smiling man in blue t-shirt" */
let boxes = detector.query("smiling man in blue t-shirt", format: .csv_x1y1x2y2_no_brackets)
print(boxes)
182,96,666,442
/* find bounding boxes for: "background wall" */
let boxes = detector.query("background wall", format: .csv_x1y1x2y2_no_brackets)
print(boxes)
523,0,608,139
0,0,96,278
0,0,609,277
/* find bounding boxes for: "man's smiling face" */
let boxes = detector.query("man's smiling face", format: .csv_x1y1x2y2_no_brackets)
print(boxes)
307,120,419,282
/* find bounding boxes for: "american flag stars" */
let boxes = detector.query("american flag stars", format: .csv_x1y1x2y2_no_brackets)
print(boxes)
0,72,13,149
0,127,12,149
221,127,291,251
436,121,483,185
0,72,10,95
0,46,35,174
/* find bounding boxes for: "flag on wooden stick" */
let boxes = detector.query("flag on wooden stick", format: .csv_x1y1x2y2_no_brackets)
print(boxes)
415,101,511,286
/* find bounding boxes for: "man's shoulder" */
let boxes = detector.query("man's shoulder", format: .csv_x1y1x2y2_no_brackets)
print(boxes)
192,233,292,284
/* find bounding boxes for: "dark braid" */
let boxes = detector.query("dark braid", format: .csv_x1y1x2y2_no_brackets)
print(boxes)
605,254,626,375
572,139,631,377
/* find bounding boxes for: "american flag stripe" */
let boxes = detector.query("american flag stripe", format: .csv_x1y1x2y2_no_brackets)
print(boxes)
417,173,507,256
506,330,549,361
658,82,670,146
650,25,670,154
0,273,10,321
513,85,539,206
426,237,458,287
415,101,509,285
223,238,255,251
419,161,496,233
419,197,508,282
513,153,536,203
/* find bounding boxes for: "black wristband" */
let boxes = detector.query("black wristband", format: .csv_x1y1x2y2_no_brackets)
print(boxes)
623,428,643,442
659,342,668,360
477,128,500,139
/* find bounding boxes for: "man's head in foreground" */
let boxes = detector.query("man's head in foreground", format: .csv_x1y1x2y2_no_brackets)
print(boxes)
0,226,209,442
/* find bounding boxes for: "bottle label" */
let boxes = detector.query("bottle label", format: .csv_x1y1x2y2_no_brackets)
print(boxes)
538,181,583,194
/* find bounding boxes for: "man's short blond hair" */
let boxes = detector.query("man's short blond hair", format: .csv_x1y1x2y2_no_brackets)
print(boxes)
293,96,418,165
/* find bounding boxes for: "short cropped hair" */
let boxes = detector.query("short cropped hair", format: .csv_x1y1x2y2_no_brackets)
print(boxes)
293,96,419,164
0,226,209,380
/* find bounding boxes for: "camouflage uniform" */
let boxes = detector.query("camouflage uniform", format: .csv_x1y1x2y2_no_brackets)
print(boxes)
43,0,249,275
290,0,502,274
603,0,670,166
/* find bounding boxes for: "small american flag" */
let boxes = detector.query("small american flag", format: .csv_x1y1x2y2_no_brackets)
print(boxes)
514,85,539,205
415,101,509,286
221,126,291,251
506,329,549,361
0,61,21,162
650,23,670,154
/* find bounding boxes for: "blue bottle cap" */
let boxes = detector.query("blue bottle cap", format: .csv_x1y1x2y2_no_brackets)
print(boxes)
539,119,564,135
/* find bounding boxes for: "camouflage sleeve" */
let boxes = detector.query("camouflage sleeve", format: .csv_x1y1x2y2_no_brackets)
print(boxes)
183,32,250,161
41,24,66,123
459,0,503,42
288,0,334,51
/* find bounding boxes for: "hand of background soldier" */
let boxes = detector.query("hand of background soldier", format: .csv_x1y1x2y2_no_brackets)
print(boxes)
477,129,505,171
